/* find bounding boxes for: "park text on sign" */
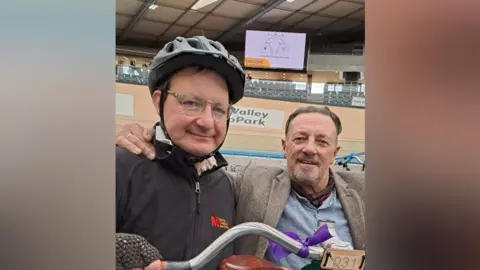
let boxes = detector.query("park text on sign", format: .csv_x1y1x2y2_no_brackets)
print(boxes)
229,106,284,129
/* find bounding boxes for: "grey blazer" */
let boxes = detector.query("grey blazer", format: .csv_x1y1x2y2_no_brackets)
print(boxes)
229,164,366,258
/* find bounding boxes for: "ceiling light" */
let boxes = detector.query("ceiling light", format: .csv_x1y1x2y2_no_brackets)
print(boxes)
148,4,158,10
192,0,219,10
286,0,295,2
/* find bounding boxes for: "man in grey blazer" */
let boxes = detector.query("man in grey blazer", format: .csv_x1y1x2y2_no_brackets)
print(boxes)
116,106,365,269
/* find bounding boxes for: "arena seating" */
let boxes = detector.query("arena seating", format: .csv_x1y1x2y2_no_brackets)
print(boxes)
115,65,365,108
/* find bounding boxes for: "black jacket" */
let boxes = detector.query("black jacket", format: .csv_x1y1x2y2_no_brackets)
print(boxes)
116,138,235,269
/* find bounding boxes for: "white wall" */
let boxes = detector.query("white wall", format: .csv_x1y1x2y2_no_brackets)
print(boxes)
307,54,364,72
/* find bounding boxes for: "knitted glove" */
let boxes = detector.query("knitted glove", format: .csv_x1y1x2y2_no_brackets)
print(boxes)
116,233,162,270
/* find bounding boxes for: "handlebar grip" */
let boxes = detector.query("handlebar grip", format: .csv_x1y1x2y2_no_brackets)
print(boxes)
164,261,192,270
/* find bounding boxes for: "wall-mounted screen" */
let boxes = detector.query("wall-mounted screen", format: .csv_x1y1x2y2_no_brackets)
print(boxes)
244,30,306,70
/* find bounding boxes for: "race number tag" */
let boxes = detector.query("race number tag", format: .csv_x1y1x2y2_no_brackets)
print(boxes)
320,248,365,270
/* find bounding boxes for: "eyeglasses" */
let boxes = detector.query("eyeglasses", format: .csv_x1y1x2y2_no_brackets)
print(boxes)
166,91,232,122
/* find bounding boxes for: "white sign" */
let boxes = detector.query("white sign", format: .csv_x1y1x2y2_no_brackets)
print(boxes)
351,96,365,107
244,30,306,70
293,82,307,90
230,106,284,129
116,93,134,116
311,82,325,94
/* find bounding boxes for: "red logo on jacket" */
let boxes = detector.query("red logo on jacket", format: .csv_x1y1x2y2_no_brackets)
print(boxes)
211,216,229,229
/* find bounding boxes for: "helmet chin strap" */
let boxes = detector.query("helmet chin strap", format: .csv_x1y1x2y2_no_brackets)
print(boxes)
157,93,230,165
154,125,213,164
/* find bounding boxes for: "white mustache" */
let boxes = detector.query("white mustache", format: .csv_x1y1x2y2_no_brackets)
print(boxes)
297,156,319,164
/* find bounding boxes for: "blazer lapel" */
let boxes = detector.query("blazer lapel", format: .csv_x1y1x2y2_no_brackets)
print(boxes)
255,170,291,257
334,172,366,249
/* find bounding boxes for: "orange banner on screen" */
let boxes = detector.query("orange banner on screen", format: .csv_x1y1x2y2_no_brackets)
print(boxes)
244,57,271,68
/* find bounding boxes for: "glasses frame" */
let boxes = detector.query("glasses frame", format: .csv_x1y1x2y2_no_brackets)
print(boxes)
166,91,234,122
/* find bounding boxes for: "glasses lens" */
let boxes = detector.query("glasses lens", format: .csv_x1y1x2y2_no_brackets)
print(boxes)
173,92,229,121
177,95,204,115
211,106,229,121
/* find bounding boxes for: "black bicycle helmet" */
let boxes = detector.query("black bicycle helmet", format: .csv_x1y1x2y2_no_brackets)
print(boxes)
148,36,245,104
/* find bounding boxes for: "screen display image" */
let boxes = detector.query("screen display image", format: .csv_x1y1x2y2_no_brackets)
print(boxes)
244,30,307,70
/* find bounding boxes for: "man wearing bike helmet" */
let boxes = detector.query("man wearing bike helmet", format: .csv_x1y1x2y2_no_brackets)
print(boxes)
115,36,245,270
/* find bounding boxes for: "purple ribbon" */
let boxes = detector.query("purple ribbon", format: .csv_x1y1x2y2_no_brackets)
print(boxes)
269,225,333,260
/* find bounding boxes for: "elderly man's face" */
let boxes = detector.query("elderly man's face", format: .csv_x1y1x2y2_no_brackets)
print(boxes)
281,113,340,190
152,67,230,156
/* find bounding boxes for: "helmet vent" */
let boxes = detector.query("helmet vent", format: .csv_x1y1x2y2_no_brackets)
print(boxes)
209,41,221,51
164,43,174,53
228,54,238,64
186,38,201,49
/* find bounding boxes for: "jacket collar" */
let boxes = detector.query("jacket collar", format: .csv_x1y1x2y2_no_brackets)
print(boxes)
332,171,365,249
152,123,228,176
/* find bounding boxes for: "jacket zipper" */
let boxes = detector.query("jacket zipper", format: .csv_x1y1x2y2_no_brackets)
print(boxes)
195,180,201,214
190,176,201,259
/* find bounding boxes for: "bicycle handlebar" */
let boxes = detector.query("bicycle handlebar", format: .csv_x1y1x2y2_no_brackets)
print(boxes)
163,222,325,270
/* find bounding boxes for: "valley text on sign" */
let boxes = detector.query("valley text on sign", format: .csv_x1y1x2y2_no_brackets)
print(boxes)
230,106,284,129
